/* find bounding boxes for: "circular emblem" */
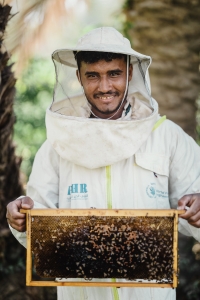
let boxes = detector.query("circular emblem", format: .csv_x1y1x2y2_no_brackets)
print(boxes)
146,185,156,198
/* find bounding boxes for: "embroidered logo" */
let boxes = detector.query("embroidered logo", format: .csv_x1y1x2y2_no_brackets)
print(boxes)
146,183,169,199
146,184,156,198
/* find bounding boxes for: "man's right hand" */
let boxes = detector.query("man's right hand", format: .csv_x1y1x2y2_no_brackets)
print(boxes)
6,196,34,232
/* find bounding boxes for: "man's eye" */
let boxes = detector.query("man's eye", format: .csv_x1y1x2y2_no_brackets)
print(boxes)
87,74,97,79
110,72,120,77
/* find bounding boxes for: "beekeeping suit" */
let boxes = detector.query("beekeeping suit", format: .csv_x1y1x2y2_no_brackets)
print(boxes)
11,27,200,300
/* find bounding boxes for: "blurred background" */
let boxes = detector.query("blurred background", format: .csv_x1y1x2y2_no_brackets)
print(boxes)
0,0,200,299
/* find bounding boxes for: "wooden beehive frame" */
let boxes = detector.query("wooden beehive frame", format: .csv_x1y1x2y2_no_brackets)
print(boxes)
21,208,184,288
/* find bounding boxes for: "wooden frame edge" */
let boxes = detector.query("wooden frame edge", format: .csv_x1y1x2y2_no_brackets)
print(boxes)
20,208,185,217
26,281,173,288
26,210,32,285
172,213,179,288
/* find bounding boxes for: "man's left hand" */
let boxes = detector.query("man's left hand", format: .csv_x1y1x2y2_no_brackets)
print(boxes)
178,193,200,228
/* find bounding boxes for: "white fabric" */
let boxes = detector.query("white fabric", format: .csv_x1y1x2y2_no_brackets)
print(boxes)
46,97,157,169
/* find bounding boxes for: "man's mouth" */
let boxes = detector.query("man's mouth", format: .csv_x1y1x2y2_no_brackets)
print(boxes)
94,92,119,101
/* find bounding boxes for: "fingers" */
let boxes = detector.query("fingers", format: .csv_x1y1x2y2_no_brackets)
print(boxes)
178,193,200,228
6,198,26,219
178,194,193,210
6,196,34,232
8,217,26,232
186,211,200,228
21,196,34,209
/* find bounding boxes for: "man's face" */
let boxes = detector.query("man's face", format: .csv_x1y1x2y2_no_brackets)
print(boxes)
77,58,133,119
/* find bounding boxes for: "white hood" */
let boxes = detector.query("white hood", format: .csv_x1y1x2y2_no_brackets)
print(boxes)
46,27,159,169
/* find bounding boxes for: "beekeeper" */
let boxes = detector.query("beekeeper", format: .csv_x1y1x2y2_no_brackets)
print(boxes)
6,27,200,300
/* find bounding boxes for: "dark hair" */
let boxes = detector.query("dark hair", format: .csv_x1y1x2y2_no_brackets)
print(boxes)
73,51,129,70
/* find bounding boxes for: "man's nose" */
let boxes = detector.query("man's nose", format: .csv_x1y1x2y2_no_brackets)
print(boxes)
98,77,111,93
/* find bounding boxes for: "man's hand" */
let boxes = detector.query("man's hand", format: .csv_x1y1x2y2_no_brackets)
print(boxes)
178,193,200,228
6,196,34,232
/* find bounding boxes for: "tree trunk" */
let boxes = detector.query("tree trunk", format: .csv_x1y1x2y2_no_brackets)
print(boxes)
0,2,24,270
123,0,200,138
0,4,56,299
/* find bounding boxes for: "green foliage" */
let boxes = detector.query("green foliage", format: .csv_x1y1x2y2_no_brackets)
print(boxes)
121,0,134,45
123,0,134,10
14,58,55,179
123,21,134,44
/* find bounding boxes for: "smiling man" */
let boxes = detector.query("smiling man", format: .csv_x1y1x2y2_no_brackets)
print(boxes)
75,52,133,119
6,27,200,300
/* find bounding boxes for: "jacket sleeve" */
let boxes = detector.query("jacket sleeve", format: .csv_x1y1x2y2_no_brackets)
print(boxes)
10,140,60,247
168,121,200,241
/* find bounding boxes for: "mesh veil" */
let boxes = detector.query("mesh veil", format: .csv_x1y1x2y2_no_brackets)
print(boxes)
50,28,154,119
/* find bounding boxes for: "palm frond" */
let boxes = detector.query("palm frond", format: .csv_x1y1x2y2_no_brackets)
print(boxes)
4,0,88,72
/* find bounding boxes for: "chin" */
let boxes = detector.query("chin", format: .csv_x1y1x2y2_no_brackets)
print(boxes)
100,108,118,114
100,104,121,112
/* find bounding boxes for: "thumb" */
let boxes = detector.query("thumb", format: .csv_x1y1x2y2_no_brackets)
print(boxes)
21,196,34,209
177,194,192,210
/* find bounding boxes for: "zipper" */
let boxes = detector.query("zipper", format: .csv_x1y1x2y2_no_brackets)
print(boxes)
105,166,120,300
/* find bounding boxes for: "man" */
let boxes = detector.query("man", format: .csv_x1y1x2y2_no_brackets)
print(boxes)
6,27,200,300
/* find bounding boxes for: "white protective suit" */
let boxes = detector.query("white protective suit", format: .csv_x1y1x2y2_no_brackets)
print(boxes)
11,27,200,300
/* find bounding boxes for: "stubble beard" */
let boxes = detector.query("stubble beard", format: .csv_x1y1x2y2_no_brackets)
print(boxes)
87,92,128,115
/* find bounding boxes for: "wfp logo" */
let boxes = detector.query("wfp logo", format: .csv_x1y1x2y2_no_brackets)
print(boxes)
146,184,156,198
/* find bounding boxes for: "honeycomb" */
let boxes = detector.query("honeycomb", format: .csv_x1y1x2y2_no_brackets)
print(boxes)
31,215,175,282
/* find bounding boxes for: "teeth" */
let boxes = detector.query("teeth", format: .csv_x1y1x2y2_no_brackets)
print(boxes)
100,96,113,100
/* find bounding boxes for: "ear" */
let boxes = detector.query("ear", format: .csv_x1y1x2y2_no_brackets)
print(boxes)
128,64,133,82
76,69,81,84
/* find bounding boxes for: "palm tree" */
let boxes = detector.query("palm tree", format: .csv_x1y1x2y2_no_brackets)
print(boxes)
0,2,24,297
0,2,23,262
0,3,57,299
123,0,200,138
4,0,85,72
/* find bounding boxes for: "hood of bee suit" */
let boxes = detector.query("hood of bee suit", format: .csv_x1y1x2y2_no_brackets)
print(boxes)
46,27,159,169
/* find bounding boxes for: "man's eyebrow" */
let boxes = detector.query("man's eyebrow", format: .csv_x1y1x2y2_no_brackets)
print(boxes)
85,71,99,76
84,69,123,76
108,69,123,73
